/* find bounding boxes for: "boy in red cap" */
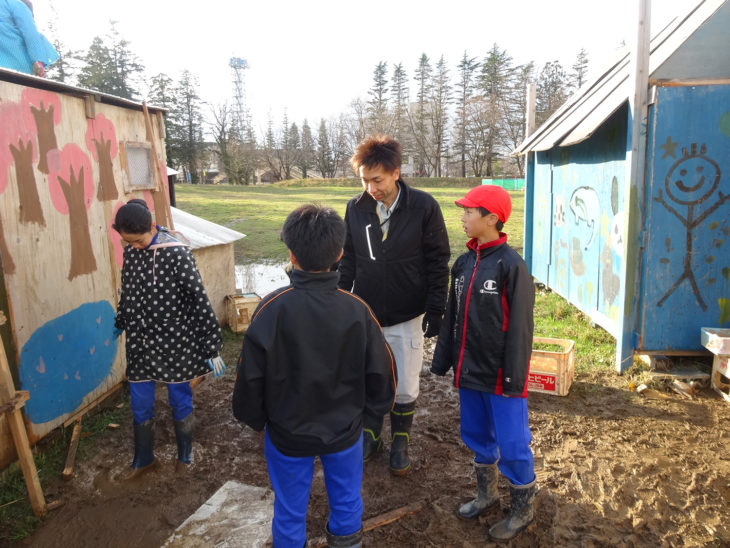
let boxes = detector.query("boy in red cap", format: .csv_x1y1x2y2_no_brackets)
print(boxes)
430,184,536,541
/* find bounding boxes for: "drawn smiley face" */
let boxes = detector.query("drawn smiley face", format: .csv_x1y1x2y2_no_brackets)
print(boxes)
665,147,720,205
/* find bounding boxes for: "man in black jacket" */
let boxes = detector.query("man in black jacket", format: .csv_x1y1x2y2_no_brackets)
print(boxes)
338,135,450,475
233,204,396,548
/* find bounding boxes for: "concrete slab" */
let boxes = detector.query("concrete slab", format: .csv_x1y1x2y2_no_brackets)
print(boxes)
163,481,274,547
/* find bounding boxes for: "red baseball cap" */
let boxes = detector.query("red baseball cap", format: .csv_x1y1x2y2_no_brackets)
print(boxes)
455,185,512,223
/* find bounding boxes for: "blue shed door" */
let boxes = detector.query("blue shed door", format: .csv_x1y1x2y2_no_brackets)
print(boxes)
638,84,730,351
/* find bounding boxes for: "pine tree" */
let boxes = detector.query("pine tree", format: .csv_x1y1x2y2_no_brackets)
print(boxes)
390,63,409,146
454,52,479,177
536,61,568,126
299,120,315,178
570,48,589,91
367,61,389,135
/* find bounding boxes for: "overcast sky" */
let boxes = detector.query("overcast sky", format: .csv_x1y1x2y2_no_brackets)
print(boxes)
33,0,691,134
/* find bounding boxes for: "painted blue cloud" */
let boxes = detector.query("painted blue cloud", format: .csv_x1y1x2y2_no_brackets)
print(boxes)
19,301,119,424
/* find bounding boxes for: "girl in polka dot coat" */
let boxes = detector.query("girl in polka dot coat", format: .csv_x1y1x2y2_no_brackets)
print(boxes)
113,199,223,476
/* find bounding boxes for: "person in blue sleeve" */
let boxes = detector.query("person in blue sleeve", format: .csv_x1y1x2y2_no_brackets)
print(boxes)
0,0,58,76
431,185,537,541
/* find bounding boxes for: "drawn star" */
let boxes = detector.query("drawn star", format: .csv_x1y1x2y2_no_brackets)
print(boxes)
660,136,679,159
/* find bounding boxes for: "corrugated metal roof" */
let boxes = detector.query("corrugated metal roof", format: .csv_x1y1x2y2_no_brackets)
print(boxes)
514,0,728,154
170,207,245,249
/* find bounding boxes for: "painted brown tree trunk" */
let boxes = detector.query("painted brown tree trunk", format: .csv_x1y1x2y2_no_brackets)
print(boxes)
58,165,96,280
0,215,15,275
94,133,118,201
30,104,58,175
9,138,46,226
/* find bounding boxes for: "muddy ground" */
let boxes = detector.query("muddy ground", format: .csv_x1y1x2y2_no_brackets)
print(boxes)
12,338,730,548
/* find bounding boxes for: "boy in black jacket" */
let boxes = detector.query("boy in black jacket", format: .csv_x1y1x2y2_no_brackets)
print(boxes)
431,185,536,541
233,204,396,548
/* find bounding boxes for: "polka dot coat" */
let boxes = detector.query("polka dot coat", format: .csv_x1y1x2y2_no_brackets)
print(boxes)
115,230,223,383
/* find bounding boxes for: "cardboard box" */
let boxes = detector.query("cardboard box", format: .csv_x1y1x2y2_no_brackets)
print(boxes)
528,337,575,396
226,293,261,333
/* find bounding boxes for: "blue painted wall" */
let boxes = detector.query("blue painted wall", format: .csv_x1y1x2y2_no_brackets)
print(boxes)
529,106,628,336
638,84,730,350
19,301,119,424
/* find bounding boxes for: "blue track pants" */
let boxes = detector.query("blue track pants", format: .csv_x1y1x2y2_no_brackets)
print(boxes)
459,388,535,485
264,430,363,548
129,381,193,424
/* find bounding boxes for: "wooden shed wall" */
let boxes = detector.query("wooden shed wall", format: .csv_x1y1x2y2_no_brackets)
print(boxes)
0,79,169,469
193,243,236,327
528,106,629,337
638,83,730,350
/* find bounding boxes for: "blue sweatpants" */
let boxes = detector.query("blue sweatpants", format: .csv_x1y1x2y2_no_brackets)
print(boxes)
264,429,363,548
459,388,535,485
129,381,193,424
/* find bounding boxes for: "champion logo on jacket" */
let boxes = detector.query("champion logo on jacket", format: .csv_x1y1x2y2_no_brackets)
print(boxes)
479,279,499,294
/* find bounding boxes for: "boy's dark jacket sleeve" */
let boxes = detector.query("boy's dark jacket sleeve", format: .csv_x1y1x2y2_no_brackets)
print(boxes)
502,260,535,395
232,324,267,431
337,200,355,291
364,315,397,423
430,261,459,376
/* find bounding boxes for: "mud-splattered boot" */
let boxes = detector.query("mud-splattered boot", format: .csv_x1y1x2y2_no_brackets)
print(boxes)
389,401,415,476
363,414,384,462
488,478,537,541
325,525,363,548
458,462,500,519
174,412,194,473
124,419,156,480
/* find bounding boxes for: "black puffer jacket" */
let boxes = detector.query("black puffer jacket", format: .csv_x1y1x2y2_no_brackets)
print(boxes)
338,180,450,327
430,235,534,397
232,269,396,457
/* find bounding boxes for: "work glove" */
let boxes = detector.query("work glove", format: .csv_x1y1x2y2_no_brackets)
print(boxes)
32,61,45,77
422,313,442,338
207,355,227,378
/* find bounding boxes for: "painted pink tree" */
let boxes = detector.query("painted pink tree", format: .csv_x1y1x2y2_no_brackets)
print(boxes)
0,101,45,227
0,103,21,274
48,144,97,280
84,114,119,201
21,88,62,175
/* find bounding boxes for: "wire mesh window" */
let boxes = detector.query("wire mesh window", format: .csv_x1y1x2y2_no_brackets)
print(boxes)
124,143,156,190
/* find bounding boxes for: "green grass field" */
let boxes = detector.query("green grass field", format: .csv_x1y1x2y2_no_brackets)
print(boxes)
174,179,615,375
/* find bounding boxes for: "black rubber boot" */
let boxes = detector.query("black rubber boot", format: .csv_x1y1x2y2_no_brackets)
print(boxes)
325,525,363,548
362,414,384,462
174,412,194,472
488,479,537,541
458,462,500,519
389,401,415,476
125,419,156,480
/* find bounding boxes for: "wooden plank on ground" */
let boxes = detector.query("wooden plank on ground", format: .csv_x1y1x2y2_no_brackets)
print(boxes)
308,501,425,548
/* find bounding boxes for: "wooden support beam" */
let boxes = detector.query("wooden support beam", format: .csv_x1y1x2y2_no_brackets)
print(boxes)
62,416,83,481
83,94,96,119
0,390,28,415
142,102,173,230
62,383,122,428
0,342,47,517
